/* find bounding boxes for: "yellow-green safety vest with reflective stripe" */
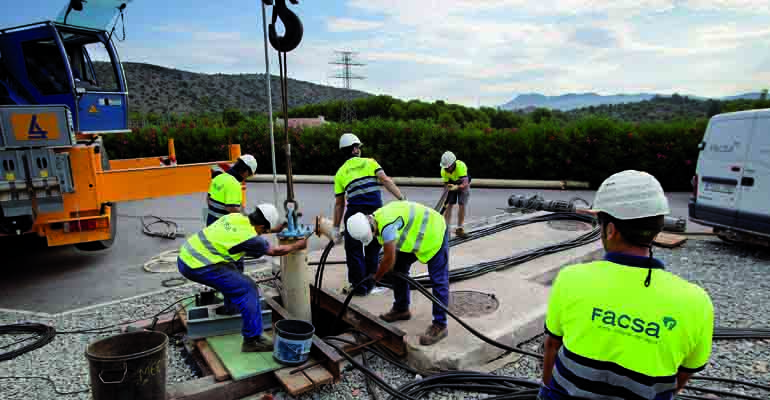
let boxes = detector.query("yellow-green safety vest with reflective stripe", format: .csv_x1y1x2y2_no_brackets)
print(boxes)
373,201,446,263
179,213,256,269
207,172,242,220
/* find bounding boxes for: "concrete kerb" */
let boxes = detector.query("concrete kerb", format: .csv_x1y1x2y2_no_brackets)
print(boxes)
248,175,590,190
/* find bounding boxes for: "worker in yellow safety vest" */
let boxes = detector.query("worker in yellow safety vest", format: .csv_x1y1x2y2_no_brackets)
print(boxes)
207,154,258,226
439,151,470,239
333,133,405,296
539,170,714,400
346,201,450,346
178,204,306,352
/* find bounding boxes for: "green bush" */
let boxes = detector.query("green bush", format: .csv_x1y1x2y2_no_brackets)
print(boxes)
104,114,706,191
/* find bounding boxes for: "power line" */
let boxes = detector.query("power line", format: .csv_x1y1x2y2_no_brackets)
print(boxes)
329,51,366,122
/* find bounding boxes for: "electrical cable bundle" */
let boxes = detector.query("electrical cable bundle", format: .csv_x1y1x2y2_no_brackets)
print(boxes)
141,215,185,239
0,323,56,362
713,327,770,340
379,213,600,288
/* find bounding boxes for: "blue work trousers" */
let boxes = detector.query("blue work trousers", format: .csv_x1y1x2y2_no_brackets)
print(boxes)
391,229,450,326
178,259,263,339
344,204,382,294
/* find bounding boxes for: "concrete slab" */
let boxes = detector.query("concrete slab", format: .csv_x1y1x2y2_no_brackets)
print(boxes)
0,183,698,315
307,213,604,370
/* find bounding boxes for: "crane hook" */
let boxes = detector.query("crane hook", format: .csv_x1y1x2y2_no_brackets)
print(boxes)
268,0,303,53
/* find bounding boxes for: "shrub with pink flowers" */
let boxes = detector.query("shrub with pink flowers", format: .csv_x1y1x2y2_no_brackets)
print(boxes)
105,115,708,190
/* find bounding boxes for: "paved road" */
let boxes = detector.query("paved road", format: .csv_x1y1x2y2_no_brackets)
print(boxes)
0,183,702,314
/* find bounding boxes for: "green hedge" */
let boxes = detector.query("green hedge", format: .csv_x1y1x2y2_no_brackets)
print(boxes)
104,116,707,191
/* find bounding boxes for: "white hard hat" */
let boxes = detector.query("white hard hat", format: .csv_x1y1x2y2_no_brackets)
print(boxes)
592,170,670,220
239,154,258,174
339,133,362,149
346,212,373,245
256,203,282,230
440,151,456,168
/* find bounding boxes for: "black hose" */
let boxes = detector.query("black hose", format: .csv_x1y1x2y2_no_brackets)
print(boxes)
141,215,184,239
379,213,600,289
0,324,56,362
394,272,544,360
314,240,335,310
713,327,770,340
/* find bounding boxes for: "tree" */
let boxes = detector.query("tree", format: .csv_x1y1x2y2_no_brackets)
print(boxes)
531,108,552,124
707,100,722,118
223,108,245,127
761,89,768,101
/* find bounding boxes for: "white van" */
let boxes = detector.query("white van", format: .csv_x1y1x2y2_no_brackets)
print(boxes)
689,108,770,246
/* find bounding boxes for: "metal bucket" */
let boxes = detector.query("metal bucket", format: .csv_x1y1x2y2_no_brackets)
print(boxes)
273,319,315,366
85,331,168,400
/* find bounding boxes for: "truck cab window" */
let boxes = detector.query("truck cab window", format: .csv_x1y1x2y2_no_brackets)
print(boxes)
22,39,70,95
84,41,119,92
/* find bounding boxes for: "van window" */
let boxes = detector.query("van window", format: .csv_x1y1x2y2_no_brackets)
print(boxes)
702,118,754,162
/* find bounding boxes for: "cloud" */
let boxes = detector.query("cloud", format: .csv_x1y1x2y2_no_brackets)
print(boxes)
116,1,770,106
326,17,384,32
570,27,619,48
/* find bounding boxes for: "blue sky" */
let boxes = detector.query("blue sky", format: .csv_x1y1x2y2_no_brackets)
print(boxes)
3,0,770,107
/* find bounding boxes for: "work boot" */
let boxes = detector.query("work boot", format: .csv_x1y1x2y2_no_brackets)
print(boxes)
379,309,412,323
241,336,273,352
419,323,448,346
455,227,469,239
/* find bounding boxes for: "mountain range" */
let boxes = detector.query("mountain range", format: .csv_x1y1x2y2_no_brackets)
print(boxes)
95,62,369,115
500,92,762,111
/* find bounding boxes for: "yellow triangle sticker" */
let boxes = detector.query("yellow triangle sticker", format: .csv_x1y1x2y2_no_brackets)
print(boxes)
88,105,98,113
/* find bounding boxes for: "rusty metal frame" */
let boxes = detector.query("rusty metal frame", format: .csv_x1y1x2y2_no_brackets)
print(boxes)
310,286,407,357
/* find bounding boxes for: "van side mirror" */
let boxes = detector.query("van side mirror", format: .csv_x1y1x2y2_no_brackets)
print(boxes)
698,141,706,151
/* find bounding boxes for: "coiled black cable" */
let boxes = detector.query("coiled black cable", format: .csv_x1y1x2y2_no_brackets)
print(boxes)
0,323,56,362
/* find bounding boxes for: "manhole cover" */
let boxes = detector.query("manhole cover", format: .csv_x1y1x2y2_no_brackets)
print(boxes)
448,291,499,318
547,220,592,231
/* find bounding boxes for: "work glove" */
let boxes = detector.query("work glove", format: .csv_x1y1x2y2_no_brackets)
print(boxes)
447,184,459,191
332,227,344,244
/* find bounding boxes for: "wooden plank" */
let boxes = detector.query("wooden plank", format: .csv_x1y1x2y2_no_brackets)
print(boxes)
196,340,230,382
263,295,344,380
168,372,279,400
177,307,189,329
183,339,213,378
303,365,333,387
274,367,314,397
654,232,687,248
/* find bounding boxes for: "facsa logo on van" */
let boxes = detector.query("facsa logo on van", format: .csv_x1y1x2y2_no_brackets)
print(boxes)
591,308,677,339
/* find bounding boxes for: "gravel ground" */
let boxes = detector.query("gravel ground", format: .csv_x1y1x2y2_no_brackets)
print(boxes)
2,237,768,400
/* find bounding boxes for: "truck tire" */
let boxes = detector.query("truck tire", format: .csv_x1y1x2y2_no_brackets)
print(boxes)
74,203,117,251
75,143,117,251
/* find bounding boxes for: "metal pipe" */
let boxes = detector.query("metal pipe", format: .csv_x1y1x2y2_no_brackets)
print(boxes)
279,238,312,322
247,175,591,189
